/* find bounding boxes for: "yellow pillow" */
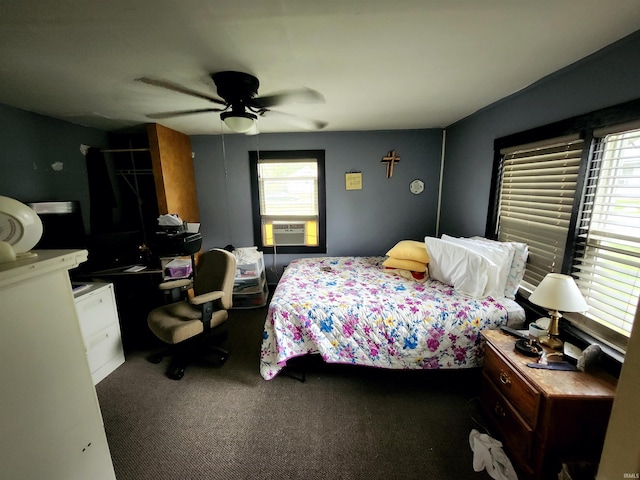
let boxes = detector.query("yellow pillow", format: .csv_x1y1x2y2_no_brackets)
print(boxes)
386,240,430,264
382,257,427,273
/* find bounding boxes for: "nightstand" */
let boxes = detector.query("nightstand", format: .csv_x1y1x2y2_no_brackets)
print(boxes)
480,329,616,480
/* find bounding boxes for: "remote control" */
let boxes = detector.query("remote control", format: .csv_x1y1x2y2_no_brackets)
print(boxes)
500,326,530,340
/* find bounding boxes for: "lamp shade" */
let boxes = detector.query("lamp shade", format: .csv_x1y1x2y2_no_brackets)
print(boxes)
529,273,588,312
221,112,257,133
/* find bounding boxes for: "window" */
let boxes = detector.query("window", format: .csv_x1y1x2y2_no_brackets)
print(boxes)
249,150,326,254
573,127,640,339
497,135,584,290
491,100,640,352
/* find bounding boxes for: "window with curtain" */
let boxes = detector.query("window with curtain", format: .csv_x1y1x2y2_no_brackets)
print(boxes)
491,100,640,352
249,150,326,254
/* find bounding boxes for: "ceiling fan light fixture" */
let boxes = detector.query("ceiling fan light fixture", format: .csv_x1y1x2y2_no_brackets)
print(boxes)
220,111,257,133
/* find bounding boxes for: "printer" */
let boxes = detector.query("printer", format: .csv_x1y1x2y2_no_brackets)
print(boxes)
154,215,202,257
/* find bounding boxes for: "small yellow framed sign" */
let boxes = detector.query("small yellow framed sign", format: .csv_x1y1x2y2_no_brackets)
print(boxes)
345,172,362,190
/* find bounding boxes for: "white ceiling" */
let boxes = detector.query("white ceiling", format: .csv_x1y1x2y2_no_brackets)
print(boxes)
1,1,640,136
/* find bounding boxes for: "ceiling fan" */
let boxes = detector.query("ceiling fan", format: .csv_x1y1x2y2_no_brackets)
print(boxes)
137,71,327,133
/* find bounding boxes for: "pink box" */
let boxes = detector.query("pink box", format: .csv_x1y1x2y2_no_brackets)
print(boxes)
165,259,192,278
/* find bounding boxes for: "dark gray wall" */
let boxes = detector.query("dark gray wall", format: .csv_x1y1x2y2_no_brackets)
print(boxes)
0,104,110,232
191,129,443,280
441,30,640,237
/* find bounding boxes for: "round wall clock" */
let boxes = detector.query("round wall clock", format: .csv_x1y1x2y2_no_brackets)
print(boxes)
409,179,424,195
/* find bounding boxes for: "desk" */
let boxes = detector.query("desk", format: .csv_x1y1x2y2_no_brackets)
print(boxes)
88,265,164,277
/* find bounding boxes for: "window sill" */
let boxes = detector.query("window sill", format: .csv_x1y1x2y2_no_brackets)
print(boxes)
560,322,623,378
260,245,326,255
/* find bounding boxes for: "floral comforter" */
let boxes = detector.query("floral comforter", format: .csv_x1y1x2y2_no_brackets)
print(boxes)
260,257,524,380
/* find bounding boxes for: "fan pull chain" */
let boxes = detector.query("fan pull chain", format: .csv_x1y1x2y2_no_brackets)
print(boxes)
220,119,233,248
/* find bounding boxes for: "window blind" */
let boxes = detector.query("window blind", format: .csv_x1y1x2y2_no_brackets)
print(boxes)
497,136,584,290
257,160,318,217
573,128,640,337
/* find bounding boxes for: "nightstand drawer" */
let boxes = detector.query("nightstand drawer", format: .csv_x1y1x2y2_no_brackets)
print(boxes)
481,372,534,476
484,344,540,427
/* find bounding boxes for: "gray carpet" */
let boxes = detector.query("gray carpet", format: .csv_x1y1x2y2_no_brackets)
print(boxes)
96,304,493,480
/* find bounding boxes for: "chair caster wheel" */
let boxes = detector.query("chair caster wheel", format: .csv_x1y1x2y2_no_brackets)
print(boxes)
168,366,185,380
148,354,163,364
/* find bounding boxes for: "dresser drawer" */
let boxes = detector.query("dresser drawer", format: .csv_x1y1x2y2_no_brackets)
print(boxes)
484,344,540,427
481,372,534,477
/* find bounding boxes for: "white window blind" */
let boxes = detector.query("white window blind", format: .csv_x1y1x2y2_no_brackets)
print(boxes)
257,160,318,217
573,128,640,337
498,136,584,290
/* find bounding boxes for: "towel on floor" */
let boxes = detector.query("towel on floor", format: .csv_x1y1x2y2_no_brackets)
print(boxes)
469,429,518,480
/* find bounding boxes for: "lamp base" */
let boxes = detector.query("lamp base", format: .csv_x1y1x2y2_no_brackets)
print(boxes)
540,334,563,350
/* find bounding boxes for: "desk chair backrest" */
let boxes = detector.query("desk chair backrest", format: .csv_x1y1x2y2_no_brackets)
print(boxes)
194,248,236,309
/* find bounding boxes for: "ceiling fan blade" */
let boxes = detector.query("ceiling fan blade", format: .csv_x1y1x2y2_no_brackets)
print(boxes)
136,77,226,105
146,108,224,119
261,110,328,131
251,88,325,109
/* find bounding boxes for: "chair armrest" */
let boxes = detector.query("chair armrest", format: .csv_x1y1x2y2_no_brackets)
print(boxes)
191,291,224,329
190,290,224,305
158,278,193,291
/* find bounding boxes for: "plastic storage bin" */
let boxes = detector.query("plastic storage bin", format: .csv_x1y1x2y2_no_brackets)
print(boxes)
232,248,268,308
163,257,192,278
235,249,264,280
232,277,269,308
234,275,263,293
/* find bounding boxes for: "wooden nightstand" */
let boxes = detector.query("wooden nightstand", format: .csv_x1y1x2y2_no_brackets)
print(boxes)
480,329,617,480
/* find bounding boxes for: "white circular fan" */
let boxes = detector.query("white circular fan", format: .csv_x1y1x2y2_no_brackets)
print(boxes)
0,196,43,257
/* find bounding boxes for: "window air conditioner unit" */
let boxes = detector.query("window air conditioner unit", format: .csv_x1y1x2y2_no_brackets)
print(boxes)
272,222,306,246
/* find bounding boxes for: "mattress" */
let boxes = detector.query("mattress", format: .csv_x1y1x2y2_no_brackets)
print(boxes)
260,256,525,380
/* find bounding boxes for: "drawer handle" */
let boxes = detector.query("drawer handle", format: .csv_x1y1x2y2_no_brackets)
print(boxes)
494,402,506,418
499,370,511,386
83,298,104,311
89,332,109,348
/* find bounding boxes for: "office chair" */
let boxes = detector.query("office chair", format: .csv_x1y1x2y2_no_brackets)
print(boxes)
157,275,193,303
147,248,236,380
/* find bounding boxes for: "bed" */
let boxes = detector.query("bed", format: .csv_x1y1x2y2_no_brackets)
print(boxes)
260,255,525,380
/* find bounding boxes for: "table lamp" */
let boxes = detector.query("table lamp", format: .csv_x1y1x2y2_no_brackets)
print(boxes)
528,273,588,349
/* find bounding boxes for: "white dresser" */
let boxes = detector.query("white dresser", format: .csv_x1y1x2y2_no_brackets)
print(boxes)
0,250,116,480
74,282,125,385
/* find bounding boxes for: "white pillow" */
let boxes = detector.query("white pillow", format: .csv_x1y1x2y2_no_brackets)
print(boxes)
471,236,529,299
441,235,515,299
424,236,500,298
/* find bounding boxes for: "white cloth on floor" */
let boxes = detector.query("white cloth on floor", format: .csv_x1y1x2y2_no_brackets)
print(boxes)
469,429,518,480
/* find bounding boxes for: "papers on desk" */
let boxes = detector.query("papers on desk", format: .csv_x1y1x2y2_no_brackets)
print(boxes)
124,265,147,273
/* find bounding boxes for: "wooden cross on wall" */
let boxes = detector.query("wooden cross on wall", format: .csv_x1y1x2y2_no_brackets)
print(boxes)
381,150,400,178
